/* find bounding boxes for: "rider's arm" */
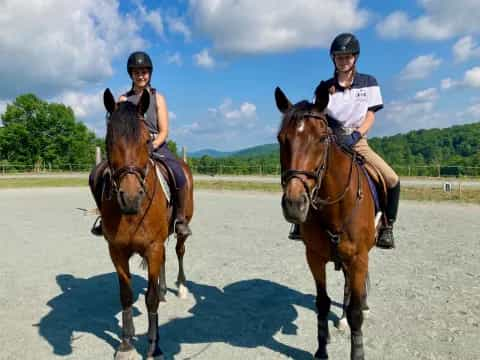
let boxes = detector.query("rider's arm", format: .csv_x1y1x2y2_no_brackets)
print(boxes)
119,95,127,102
357,111,375,136
153,93,169,148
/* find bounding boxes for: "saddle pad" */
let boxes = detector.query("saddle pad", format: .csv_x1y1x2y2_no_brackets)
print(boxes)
154,162,171,203
360,165,380,212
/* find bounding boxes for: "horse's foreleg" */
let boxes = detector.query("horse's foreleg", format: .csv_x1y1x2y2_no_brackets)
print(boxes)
346,256,368,360
109,246,137,359
145,246,165,360
306,249,330,360
158,261,167,302
337,267,350,331
175,235,188,299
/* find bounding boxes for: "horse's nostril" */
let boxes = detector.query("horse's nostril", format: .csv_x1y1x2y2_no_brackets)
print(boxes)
139,189,145,196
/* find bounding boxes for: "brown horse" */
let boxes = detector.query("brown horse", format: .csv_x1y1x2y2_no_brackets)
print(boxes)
89,89,194,360
275,85,376,360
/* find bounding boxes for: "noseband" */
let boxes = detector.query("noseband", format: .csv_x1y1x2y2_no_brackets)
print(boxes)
106,110,151,195
281,111,356,210
111,163,150,194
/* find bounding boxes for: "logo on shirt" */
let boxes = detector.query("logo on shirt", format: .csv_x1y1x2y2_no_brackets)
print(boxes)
354,89,367,99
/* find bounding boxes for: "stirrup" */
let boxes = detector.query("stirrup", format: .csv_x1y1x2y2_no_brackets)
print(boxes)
288,224,303,241
91,216,103,236
376,225,395,249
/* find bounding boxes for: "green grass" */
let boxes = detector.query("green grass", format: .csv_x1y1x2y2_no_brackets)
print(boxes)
1,177,479,204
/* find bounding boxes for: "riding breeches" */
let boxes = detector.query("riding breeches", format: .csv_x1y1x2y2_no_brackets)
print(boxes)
353,138,399,188
151,142,187,189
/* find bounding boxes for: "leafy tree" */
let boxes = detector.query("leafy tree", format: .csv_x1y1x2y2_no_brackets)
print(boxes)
0,94,98,168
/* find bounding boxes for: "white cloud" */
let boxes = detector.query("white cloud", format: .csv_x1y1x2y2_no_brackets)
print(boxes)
463,67,480,88
0,0,145,99
377,0,480,40
459,103,480,119
376,89,446,135
171,98,264,150
54,91,104,119
145,10,164,37
414,88,438,102
441,67,480,91
189,0,369,54
194,49,216,69
453,36,480,62
441,78,459,90
166,16,192,41
167,52,183,66
400,55,442,80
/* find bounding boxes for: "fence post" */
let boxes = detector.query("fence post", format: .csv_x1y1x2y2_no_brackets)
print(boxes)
182,146,187,162
95,146,102,165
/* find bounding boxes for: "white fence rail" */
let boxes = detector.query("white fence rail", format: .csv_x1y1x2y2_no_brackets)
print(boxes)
1,163,480,178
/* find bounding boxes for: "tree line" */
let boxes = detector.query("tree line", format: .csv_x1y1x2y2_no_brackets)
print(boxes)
0,94,178,171
188,122,480,177
1,93,479,177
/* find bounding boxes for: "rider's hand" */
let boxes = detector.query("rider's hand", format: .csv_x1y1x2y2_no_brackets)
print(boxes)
343,130,362,148
147,139,155,155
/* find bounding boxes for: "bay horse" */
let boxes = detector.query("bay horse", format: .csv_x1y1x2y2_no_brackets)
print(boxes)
275,85,375,360
89,89,194,360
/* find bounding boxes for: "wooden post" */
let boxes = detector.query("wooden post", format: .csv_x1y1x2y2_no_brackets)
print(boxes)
182,146,187,162
96,146,102,165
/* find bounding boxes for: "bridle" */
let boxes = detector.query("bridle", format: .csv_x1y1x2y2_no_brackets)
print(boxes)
106,111,152,197
280,110,356,211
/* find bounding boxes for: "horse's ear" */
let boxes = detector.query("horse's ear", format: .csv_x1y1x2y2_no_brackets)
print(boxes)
137,89,150,115
275,87,292,114
314,81,329,111
103,88,116,114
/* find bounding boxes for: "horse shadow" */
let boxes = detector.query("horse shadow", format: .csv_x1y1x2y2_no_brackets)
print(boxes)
37,273,147,356
156,279,343,360
38,275,342,359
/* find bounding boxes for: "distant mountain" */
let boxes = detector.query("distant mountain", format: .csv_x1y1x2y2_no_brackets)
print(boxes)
233,144,278,158
190,144,279,159
189,149,233,158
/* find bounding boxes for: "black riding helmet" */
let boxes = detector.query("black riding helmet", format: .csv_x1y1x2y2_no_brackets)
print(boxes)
330,33,360,58
127,51,153,77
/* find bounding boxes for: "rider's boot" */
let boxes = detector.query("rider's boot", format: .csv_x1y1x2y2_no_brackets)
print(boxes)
377,181,400,249
175,186,192,237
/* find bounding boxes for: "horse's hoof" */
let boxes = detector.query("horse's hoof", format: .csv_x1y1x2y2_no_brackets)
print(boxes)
114,349,140,360
362,309,370,319
177,283,189,299
335,317,349,331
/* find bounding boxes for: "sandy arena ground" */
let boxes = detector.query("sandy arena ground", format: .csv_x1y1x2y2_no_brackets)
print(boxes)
0,188,479,359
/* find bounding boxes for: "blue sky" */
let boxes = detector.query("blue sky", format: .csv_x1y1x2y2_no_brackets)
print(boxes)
1,0,480,151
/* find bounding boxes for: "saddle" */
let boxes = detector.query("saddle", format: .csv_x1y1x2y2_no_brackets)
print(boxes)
90,158,179,232
337,143,388,232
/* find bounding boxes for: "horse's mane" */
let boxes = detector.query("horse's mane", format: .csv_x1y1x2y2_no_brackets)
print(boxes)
106,101,143,148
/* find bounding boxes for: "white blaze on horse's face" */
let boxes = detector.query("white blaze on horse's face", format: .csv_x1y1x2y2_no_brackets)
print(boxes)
297,120,305,133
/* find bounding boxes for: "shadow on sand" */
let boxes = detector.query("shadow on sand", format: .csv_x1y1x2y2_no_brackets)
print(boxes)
39,275,343,359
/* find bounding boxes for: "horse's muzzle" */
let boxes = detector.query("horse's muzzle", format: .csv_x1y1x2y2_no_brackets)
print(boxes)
117,188,145,215
281,192,309,223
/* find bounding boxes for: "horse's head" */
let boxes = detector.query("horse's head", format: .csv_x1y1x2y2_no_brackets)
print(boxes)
104,88,151,215
275,84,330,223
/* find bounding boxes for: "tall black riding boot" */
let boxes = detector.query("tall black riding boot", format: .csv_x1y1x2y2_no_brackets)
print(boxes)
175,186,192,237
377,181,400,249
